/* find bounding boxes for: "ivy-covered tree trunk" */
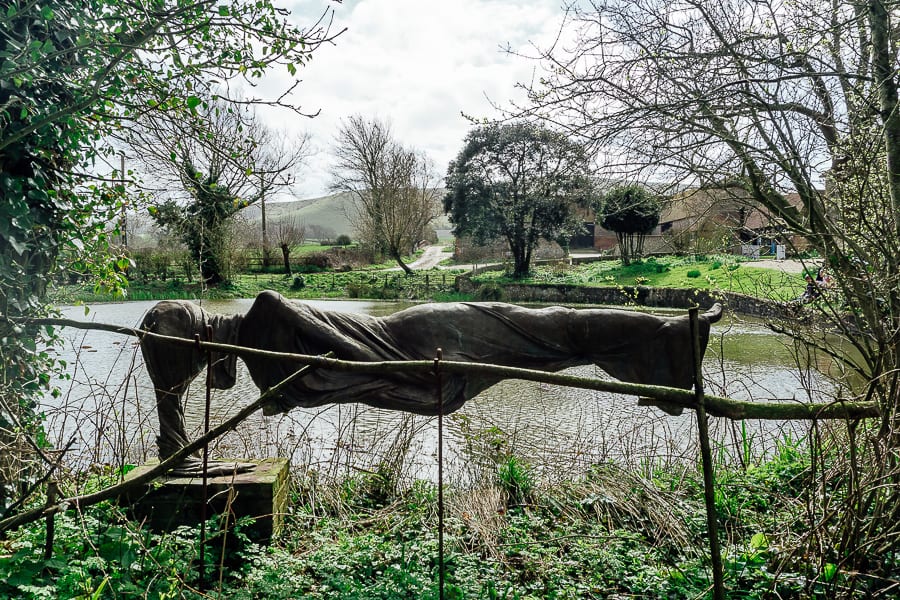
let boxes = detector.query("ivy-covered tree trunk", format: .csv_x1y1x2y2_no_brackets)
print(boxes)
150,163,243,285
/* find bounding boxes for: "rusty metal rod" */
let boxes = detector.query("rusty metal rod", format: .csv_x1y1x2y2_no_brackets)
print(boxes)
691,307,725,600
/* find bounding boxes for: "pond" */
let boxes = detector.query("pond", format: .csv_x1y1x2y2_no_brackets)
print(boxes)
43,298,827,485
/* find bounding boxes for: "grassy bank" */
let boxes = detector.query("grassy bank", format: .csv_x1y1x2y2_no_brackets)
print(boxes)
50,254,811,306
1,441,831,599
473,256,807,303
50,268,469,304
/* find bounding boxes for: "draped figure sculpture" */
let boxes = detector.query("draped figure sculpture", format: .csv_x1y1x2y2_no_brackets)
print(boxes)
140,290,723,473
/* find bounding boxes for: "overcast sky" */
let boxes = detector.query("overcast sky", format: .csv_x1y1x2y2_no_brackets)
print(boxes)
259,0,567,199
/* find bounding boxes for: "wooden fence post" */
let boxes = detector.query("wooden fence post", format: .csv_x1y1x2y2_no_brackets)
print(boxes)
690,307,725,600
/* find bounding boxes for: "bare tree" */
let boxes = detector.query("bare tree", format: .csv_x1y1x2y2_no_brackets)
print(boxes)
253,127,311,267
330,115,440,274
125,98,308,206
271,216,307,274
123,97,309,282
517,0,900,591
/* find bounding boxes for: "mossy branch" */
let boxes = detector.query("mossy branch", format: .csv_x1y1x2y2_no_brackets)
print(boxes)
19,315,881,421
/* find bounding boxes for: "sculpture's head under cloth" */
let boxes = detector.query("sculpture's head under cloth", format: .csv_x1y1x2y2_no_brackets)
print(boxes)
139,300,242,459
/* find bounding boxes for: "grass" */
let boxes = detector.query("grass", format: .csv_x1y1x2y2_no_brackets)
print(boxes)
474,255,805,302
288,242,344,256
50,254,808,305
50,267,469,304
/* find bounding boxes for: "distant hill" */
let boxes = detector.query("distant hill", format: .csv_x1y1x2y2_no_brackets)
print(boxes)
240,190,451,239
239,191,355,238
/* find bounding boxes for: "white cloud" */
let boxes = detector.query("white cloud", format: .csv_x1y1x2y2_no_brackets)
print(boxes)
259,0,565,198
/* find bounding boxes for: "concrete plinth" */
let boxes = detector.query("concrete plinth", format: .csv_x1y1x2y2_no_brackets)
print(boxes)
124,457,290,544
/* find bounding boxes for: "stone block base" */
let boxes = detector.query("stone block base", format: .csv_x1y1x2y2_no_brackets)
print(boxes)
123,457,290,544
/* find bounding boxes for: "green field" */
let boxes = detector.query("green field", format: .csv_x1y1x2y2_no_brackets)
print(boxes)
51,266,468,304
263,192,356,237
242,191,452,239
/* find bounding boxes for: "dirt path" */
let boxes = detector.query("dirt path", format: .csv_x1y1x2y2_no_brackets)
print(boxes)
407,245,454,270
745,258,821,274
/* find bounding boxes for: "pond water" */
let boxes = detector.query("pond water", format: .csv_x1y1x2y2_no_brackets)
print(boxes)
43,298,826,485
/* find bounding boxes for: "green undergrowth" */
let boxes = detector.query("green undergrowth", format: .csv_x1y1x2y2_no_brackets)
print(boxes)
49,254,811,305
473,256,807,302
1,443,849,600
49,268,469,304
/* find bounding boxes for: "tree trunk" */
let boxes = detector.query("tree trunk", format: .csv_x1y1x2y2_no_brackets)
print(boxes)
280,244,291,275
199,254,223,285
512,244,530,278
392,251,413,275
261,184,271,268
616,232,630,265
869,0,900,241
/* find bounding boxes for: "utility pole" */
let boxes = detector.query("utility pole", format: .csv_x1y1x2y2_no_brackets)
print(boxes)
260,173,272,268
120,152,128,248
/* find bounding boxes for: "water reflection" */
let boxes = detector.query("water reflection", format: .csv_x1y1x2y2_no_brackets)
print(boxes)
44,299,822,485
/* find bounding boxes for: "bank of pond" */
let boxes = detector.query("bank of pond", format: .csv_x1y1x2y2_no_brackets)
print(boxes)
1,444,823,599
7,291,852,598
50,254,812,309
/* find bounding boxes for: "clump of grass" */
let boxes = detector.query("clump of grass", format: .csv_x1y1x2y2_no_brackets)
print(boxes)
497,455,535,507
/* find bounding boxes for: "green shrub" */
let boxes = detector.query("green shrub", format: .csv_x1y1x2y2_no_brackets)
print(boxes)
297,252,332,270
711,260,722,270
476,282,504,301
345,282,366,298
687,269,702,278
335,234,352,246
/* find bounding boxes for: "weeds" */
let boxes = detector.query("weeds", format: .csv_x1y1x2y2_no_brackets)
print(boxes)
0,413,860,599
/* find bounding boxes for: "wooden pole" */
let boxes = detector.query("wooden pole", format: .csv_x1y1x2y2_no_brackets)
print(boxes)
43,482,57,560
690,307,725,600
199,326,213,592
434,348,445,600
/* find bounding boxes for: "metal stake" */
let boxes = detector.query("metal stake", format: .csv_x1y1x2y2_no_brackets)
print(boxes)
199,326,214,591
690,307,725,600
434,348,445,600
43,482,58,561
